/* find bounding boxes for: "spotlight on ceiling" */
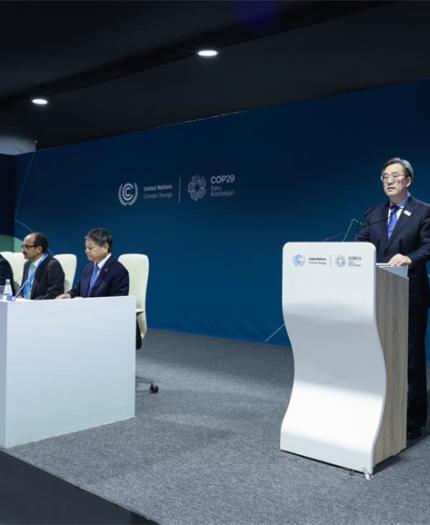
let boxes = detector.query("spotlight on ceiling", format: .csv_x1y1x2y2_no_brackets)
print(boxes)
197,49,218,58
31,98,49,106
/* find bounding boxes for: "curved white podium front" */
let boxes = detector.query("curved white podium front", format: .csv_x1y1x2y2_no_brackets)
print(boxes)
281,242,408,475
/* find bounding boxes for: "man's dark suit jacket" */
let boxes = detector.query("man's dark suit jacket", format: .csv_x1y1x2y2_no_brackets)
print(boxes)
68,256,129,298
22,255,65,299
0,254,15,294
356,195,430,311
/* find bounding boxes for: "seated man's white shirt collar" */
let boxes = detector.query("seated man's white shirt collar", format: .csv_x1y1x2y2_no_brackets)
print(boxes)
32,253,48,269
96,253,111,270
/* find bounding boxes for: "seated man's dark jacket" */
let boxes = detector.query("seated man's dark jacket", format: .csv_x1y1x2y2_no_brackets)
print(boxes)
0,255,15,294
21,255,65,299
356,195,430,311
68,256,129,298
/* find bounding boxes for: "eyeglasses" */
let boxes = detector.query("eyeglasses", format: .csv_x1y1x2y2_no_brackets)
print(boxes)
21,244,38,249
380,173,407,183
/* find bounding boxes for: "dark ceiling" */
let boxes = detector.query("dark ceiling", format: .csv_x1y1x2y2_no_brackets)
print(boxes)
1,1,430,150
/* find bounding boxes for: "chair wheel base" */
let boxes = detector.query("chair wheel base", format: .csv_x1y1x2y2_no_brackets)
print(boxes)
149,384,159,394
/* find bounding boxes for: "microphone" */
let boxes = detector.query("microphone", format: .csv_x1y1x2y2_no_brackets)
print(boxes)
15,272,31,298
323,208,387,243
323,218,363,242
359,215,389,228
15,277,29,297
359,205,406,229
323,232,346,242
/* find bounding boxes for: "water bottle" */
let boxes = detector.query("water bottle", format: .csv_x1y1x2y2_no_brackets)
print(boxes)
2,279,14,301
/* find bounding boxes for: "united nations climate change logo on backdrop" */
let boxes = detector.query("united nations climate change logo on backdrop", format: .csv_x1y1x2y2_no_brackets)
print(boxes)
118,182,138,206
292,254,305,266
335,255,346,268
188,175,206,201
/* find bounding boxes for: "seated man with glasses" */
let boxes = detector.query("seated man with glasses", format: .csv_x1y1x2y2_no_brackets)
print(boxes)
19,232,65,299
356,157,430,440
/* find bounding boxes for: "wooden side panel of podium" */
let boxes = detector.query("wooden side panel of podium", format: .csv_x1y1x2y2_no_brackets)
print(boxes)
373,267,408,464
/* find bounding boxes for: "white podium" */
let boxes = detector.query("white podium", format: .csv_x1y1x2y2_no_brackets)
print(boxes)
281,242,408,475
0,296,136,448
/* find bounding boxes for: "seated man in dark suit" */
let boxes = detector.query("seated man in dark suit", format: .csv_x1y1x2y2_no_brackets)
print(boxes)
0,254,15,294
20,232,65,299
57,227,139,345
58,227,129,299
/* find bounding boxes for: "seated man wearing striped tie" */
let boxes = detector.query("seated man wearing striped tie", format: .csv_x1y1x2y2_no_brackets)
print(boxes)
20,232,65,299
356,157,430,440
57,227,129,299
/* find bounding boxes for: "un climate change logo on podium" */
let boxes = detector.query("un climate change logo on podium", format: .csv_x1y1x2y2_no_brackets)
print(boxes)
188,175,206,201
118,182,138,206
292,254,305,266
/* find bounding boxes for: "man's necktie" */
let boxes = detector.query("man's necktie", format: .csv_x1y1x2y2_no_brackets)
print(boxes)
387,205,399,239
23,263,36,299
87,264,100,296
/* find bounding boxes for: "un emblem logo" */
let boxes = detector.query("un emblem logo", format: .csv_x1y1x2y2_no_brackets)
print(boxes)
188,175,206,201
118,182,138,206
292,254,305,266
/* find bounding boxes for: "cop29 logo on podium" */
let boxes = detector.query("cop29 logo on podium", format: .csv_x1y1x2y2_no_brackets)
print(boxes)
335,255,346,268
118,182,138,206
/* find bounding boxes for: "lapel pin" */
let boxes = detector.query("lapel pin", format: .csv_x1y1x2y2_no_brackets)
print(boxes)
404,210,411,216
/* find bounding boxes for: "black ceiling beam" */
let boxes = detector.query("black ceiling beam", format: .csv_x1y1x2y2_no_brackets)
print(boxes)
0,1,387,114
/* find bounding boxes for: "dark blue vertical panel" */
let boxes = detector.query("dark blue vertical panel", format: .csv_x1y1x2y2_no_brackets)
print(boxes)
0,154,16,239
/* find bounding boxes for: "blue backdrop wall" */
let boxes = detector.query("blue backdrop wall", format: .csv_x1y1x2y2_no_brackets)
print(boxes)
12,79,430,352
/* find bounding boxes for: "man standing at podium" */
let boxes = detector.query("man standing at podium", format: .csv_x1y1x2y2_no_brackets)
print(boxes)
356,157,430,439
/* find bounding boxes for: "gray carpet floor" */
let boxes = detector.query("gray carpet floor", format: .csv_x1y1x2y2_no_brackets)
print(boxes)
6,330,430,525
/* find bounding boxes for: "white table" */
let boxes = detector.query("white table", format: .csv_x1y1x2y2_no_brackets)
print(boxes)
0,296,136,448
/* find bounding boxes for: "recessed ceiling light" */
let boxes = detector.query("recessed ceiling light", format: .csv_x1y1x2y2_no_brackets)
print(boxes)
31,98,49,105
197,49,218,58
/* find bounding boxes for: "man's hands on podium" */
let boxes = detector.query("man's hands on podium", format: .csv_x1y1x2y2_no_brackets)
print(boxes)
56,293,72,299
387,253,412,267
